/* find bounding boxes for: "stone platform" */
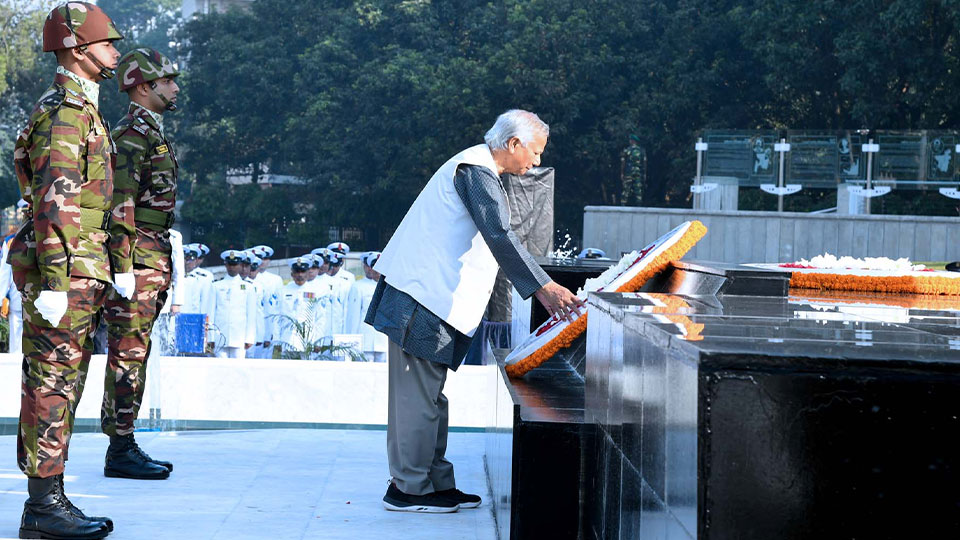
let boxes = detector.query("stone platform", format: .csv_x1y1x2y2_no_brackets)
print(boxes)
0,430,495,540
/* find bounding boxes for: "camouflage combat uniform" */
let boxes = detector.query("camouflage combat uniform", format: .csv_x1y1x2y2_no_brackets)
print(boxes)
101,102,178,437
621,143,646,206
10,68,126,478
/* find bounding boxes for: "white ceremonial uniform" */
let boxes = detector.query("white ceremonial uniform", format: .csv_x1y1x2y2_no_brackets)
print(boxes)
345,276,388,362
207,273,258,358
276,281,328,356
326,269,353,334
0,238,23,355
180,267,212,317
305,273,340,338
245,276,266,356
252,271,282,358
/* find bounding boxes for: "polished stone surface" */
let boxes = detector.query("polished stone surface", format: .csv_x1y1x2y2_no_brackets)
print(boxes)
485,351,586,540
0,430,496,540
584,289,960,540
641,260,790,297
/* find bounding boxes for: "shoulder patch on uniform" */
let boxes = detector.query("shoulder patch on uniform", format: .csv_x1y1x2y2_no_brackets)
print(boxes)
156,144,168,154
132,124,148,135
63,96,85,110
213,277,224,282
40,91,64,108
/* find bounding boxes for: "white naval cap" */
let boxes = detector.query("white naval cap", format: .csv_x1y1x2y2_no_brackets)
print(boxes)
290,256,312,271
221,250,246,264
362,251,381,267
327,242,350,255
253,245,275,258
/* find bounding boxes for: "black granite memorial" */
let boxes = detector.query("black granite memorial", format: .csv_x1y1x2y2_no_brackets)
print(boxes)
488,258,960,539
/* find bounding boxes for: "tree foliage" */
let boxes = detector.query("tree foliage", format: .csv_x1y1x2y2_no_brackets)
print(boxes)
5,0,960,243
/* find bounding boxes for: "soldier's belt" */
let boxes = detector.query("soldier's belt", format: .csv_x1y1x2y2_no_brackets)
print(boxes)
79,208,111,230
134,207,175,229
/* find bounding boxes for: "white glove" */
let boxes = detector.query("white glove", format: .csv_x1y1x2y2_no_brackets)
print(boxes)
35,290,68,326
113,272,136,300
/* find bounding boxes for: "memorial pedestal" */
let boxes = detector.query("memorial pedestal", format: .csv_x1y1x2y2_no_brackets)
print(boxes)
585,291,960,539
489,259,960,539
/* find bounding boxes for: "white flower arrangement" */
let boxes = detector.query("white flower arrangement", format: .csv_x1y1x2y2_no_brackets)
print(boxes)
797,253,926,273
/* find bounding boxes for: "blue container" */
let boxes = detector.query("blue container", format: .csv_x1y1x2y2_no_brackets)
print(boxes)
175,313,206,354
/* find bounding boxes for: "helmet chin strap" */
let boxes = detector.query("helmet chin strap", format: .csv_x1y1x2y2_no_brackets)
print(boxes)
149,81,177,111
78,45,115,79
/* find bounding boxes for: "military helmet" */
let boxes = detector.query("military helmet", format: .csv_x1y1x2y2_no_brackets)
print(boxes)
43,2,123,52
116,47,180,92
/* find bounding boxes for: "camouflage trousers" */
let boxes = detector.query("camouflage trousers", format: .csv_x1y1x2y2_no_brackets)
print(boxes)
621,173,643,206
18,277,107,478
102,265,170,437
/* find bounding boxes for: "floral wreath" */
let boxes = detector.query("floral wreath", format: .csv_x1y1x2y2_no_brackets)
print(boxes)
504,220,707,377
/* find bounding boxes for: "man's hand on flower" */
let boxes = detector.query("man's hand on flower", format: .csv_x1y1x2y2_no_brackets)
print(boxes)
534,281,584,322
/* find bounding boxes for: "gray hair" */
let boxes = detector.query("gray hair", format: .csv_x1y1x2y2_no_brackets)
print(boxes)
483,109,549,150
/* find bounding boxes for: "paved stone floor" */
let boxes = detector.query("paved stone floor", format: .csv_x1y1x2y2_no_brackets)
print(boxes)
0,429,496,540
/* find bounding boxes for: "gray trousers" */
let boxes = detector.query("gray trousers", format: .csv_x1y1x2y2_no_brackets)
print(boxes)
387,339,456,495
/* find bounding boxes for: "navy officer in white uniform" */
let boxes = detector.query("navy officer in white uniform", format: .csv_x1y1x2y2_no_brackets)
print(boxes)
367,109,583,513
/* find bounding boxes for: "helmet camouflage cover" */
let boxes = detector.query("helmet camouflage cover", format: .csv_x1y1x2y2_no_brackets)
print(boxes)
117,47,180,91
43,2,123,52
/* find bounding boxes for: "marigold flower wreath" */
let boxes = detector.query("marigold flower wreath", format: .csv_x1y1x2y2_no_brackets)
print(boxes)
504,220,707,378
754,254,960,296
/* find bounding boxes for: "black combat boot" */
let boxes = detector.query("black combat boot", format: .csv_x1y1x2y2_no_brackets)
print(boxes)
56,475,113,532
19,476,110,539
103,434,170,480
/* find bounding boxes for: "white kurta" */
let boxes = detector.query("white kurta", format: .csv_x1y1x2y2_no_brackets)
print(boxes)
207,274,258,350
345,276,388,358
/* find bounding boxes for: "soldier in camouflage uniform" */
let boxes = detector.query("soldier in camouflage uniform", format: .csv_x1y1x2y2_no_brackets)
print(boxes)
100,47,181,481
9,3,126,538
620,134,647,206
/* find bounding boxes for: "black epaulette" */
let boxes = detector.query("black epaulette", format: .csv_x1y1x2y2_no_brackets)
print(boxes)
213,276,224,282
40,88,65,108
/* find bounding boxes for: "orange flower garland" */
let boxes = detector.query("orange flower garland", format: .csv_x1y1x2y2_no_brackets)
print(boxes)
790,288,960,311
505,221,707,378
789,272,960,296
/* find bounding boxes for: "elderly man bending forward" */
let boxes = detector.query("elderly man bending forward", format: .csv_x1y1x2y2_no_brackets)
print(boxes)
366,109,583,513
